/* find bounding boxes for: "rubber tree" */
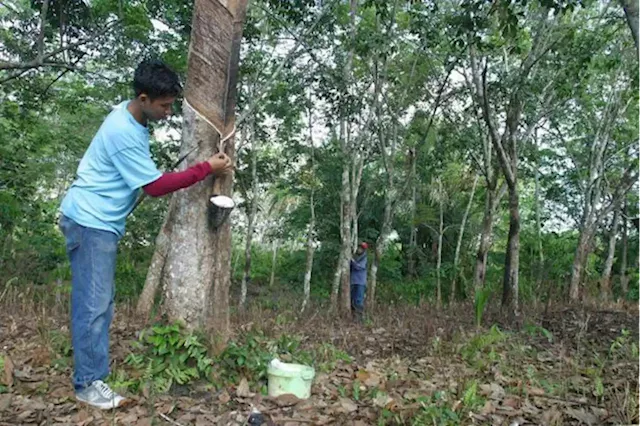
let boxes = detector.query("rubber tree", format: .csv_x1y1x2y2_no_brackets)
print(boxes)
137,0,249,337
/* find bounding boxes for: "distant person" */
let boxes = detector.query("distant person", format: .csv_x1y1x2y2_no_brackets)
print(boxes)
350,242,368,322
58,59,233,409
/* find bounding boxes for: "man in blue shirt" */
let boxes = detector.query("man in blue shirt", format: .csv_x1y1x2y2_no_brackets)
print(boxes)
350,242,368,323
59,59,232,409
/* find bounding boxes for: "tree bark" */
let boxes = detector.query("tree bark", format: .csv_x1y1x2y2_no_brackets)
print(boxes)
436,178,444,308
269,239,278,288
240,125,258,309
136,198,176,318
331,0,358,316
452,174,478,300
619,202,629,299
601,204,621,301
407,148,418,278
569,225,594,301
534,145,545,292
146,0,248,336
619,0,639,52
502,185,520,317
301,190,315,313
473,182,505,291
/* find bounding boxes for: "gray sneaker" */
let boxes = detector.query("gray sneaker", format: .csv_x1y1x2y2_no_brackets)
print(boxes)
75,380,126,410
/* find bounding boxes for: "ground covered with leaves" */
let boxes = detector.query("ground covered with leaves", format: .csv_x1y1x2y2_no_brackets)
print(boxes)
0,301,638,425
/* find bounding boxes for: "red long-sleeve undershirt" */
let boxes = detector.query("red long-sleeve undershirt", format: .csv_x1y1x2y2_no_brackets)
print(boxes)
143,162,212,197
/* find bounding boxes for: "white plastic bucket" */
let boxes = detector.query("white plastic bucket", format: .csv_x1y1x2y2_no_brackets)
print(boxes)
267,359,315,399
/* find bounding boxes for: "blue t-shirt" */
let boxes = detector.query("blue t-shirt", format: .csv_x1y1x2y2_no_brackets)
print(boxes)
60,101,162,237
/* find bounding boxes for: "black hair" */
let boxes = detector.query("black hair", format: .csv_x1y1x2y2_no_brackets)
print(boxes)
133,59,182,100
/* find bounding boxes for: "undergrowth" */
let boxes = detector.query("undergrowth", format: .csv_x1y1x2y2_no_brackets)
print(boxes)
112,322,352,395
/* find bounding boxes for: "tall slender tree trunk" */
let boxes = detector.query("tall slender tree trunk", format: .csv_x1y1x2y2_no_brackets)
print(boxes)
473,183,505,291
619,202,629,300
502,185,520,317
301,190,315,313
332,0,358,316
407,148,418,278
452,175,478,300
269,239,278,288
369,189,392,311
136,198,176,318
570,225,594,301
534,153,545,293
619,0,639,52
142,0,248,334
301,96,316,314
436,178,444,308
601,204,621,301
240,126,258,308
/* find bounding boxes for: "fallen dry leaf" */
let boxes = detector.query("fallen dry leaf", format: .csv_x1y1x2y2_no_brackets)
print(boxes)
236,377,253,398
503,396,521,409
137,418,153,426
337,397,358,413
274,393,301,407
3,355,14,387
565,407,599,425
526,386,545,396
481,400,495,415
480,383,505,400
218,390,231,404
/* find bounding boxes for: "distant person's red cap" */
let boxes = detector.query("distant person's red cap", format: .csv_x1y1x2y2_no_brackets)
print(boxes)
360,242,368,249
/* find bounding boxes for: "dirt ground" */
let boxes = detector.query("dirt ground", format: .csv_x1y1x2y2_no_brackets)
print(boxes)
0,299,638,425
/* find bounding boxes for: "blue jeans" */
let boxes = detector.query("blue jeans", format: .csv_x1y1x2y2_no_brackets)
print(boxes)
59,215,119,390
351,284,366,315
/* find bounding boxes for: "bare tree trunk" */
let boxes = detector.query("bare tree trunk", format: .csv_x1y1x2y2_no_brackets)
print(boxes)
473,183,505,290
240,127,258,309
137,198,176,318
407,148,418,278
601,204,621,301
619,202,629,299
436,178,443,308
570,226,593,301
269,239,278,288
452,174,478,300
301,190,315,313
619,0,639,52
534,150,545,293
369,190,391,311
332,0,358,316
502,186,520,317
155,0,248,334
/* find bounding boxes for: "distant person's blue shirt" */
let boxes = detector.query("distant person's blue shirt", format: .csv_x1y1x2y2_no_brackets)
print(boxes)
61,101,162,237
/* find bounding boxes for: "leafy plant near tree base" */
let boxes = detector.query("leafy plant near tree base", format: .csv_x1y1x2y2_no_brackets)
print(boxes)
124,323,213,393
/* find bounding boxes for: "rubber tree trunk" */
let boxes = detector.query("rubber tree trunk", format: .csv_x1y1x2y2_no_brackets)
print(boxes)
331,0,358,316
569,225,594,301
472,183,505,291
619,202,629,299
301,191,315,313
436,178,444,308
620,0,639,52
269,239,278,288
451,175,478,300
407,148,418,278
136,198,176,318
534,154,545,293
240,127,258,309
142,0,248,336
601,205,621,301
502,185,520,317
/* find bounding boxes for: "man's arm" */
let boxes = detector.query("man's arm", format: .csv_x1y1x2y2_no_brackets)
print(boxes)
143,162,212,197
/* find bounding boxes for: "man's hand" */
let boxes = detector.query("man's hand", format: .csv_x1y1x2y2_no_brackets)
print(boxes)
208,153,234,176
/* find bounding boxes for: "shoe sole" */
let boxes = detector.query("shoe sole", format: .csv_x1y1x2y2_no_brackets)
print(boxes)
76,395,126,410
